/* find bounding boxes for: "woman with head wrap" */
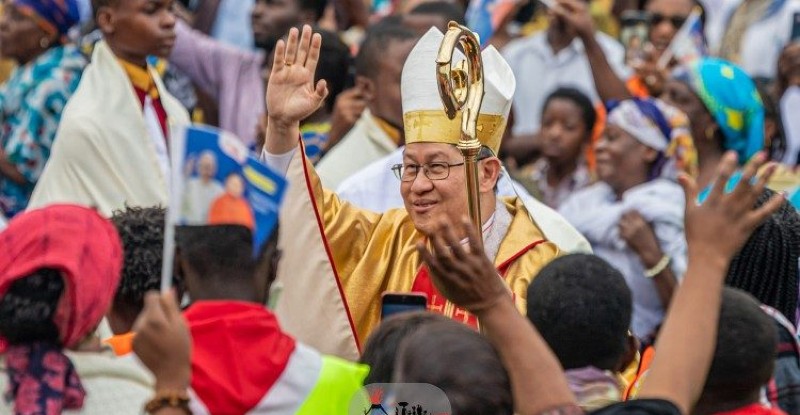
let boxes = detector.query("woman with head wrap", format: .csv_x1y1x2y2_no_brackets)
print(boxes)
0,204,153,415
0,0,86,218
661,58,764,189
560,97,697,342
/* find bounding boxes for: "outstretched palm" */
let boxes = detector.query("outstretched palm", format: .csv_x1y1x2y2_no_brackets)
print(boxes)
266,26,329,126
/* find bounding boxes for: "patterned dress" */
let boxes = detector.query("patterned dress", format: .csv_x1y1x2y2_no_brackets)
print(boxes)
0,44,86,217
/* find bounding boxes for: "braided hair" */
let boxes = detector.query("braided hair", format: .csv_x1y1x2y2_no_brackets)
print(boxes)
726,189,800,324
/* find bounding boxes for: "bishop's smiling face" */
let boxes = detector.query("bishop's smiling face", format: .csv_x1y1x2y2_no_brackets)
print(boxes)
399,143,473,236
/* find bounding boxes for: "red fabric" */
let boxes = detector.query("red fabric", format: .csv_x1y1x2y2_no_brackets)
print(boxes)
184,301,296,415
0,204,123,350
411,240,546,328
713,404,787,415
132,87,169,140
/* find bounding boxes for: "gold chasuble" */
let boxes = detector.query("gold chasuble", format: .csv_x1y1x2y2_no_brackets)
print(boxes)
274,144,559,360
272,27,571,360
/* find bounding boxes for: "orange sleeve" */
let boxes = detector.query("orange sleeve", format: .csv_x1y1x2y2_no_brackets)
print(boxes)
103,332,136,356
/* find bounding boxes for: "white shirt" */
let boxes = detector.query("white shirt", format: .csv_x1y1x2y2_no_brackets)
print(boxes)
502,32,628,136
703,0,800,79
316,109,399,189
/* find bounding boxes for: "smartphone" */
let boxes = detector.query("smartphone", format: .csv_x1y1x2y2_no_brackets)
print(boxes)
381,292,428,319
620,11,651,65
791,12,800,41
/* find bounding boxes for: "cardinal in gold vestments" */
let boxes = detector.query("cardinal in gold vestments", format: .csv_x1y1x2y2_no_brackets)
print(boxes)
262,26,589,360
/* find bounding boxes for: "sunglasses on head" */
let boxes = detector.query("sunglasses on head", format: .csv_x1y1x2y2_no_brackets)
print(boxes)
649,13,688,28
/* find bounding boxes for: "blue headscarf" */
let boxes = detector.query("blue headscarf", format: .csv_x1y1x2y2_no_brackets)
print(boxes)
12,0,80,40
672,58,764,164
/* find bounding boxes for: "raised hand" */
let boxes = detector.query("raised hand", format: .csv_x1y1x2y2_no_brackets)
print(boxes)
679,151,783,265
417,218,509,315
266,25,329,132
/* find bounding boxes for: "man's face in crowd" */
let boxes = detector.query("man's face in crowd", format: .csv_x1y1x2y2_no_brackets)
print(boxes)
252,0,302,51
645,0,694,56
97,0,178,61
371,39,416,129
400,143,474,236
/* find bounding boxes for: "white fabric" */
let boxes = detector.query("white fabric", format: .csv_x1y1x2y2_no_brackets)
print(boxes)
559,180,688,338
143,96,171,181
502,32,627,135
705,0,800,78
401,27,515,119
188,343,322,415
28,41,190,217
316,110,398,189
336,146,592,253
0,349,153,415
781,86,800,165
182,178,226,223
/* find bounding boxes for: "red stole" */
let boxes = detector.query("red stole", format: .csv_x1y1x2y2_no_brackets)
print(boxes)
184,301,296,415
410,239,546,328
132,86,169,139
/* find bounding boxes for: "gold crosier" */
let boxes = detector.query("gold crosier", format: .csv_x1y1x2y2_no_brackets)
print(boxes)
436,21,486,238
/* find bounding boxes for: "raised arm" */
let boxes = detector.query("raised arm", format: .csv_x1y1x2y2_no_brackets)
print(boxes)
554,0,632,102
418,219,577,415
264,25,329,155
638,152,783,414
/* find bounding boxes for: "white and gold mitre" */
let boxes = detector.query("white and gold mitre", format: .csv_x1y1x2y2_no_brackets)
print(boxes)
401,27,516,155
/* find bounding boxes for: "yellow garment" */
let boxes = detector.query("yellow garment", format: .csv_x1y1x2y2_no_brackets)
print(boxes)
116,58,160,100
28,41,190,217
274,144,561,357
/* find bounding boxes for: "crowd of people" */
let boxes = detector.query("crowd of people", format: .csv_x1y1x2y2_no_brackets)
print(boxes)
2,0,800,414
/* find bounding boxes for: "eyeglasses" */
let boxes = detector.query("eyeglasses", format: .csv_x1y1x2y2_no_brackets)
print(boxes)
391,162,466,182
649,13,688,29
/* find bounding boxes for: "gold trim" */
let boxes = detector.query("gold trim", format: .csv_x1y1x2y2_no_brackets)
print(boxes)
403,110,507,155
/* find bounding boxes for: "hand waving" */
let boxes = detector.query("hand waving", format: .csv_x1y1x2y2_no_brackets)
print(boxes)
679,151,783,264
417,218,509,315
266,25,329,129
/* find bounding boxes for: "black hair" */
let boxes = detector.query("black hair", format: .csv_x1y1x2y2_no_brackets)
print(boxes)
527,254,632,371
360,312,450,384
395,319,513,415
354,18,418,78
314,28,352,113
111,206,168,320
702,288,777,401
299,0,328,21
0,269,64,345
541,87,597,138
726,189,800,325
408,1,466,26
176,225,256,281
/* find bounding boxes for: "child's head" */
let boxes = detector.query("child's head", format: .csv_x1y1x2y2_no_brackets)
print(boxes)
93,0,177,62
394,319,513,415
176,225,258,301
527,254,633,372
696,288,777,413
539,87,596,169
360,312,450,384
